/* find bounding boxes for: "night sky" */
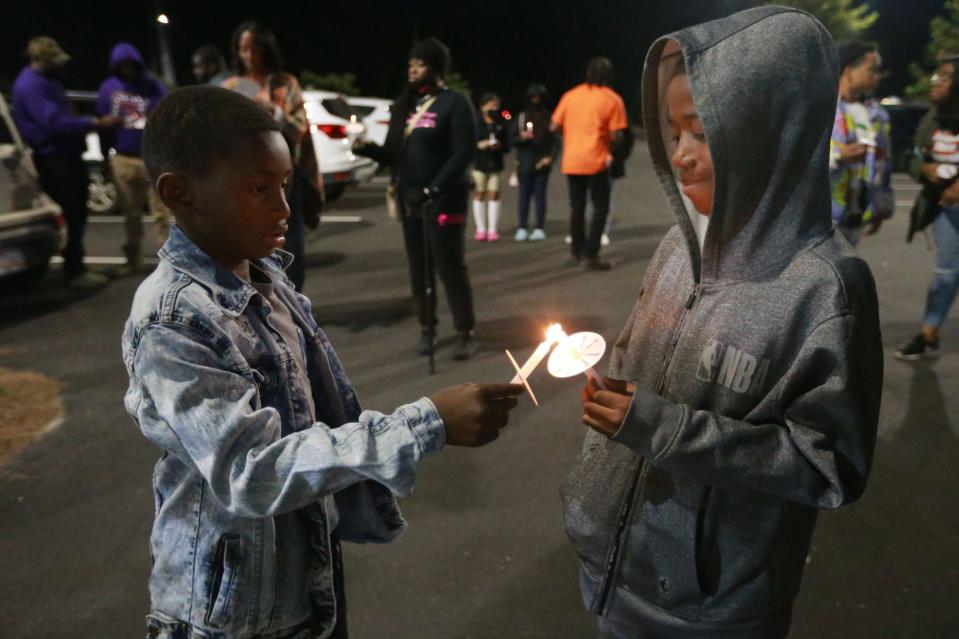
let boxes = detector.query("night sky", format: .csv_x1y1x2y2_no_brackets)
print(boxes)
2,0,949,114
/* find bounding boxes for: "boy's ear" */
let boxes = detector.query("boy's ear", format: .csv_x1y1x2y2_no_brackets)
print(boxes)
155,172,195,216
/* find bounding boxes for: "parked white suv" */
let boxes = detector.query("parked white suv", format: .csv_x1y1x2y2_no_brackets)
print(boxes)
0,94,63,290
302,90,377,201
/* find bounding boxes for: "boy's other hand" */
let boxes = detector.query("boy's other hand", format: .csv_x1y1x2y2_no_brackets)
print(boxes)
582,377,634,438
431,383,523,447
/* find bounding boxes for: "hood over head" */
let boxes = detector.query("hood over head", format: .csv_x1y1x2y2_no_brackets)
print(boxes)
110,42,145,71
642,6,838,283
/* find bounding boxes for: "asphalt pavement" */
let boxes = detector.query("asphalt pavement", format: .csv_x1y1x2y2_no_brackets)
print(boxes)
0,148,956,638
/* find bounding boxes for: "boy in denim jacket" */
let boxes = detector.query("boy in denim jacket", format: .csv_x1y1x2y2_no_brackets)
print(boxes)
123,86,521,639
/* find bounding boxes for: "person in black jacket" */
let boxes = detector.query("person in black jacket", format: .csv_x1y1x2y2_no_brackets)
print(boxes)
512,83,558,241
354,38,479,360
471,92,510,242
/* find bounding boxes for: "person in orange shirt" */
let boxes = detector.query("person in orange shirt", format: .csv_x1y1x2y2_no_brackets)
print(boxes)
551,57,628,270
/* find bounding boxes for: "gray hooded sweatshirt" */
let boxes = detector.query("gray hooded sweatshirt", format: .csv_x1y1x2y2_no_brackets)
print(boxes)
561,8,882,638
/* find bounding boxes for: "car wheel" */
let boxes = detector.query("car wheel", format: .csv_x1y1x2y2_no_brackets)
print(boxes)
87,163,118,215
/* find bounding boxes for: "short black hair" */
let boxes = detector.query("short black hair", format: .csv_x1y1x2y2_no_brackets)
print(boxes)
192,44,225,67
143,86,282,182
837,40,878,72
585,57,614,86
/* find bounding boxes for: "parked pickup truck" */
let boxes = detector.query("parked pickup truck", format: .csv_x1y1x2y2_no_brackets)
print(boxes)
0,94,63,291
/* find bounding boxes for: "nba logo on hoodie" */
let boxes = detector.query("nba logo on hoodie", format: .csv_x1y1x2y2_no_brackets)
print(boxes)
696,339,770,396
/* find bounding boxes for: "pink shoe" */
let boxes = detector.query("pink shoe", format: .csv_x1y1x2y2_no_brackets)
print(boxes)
474,230,487,241
487,230,500,242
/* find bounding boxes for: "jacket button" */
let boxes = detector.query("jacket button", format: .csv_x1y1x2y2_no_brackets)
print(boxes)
659,578,669,593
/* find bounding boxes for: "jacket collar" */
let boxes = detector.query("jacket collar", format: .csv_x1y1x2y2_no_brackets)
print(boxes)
159,224,294,316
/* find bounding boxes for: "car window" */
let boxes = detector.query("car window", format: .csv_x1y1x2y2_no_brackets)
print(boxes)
321,97,361,120
351,105,376,118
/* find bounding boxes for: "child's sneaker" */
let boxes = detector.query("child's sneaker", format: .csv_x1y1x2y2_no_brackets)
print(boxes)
487,230,500,242
474,230,487,241
514,228,529,242
601,233,611,247
564,235,572,244
529,228,546,241
894,334,940,361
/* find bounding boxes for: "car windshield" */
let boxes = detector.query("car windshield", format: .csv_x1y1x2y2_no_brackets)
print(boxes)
321,97,362,121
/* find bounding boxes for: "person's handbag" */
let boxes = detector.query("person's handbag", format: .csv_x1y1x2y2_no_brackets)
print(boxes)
907,184,943,242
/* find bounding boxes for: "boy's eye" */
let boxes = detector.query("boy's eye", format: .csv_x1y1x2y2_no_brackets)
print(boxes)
252,185,268,194
692,131,707,142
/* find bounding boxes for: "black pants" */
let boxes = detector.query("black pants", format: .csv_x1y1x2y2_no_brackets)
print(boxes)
34,154,90,277
567,170,611,259
401,213,475,334
518,171,550,230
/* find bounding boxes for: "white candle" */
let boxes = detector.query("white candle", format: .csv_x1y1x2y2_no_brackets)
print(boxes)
526,121,533,134
511,324,564,384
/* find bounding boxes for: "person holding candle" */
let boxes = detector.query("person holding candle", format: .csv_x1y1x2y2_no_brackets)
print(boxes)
512,83,558,241
561,8,882,638
127,86,522,638
472,92,510,241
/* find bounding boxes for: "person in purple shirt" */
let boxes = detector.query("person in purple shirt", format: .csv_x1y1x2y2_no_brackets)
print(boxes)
96,42,170,274
12,36,119,287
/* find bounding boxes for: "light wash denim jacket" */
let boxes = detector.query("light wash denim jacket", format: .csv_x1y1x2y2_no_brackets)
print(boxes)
122,225,445,638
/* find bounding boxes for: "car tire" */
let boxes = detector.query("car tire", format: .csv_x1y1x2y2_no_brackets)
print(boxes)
87,162,118,215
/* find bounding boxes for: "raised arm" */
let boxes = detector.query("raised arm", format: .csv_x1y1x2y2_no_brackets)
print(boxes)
129,323,446,519
586,313,882,508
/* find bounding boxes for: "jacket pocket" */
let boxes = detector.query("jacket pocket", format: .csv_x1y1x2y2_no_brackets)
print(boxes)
561,438,637,580
205,534,241,629
619,474,705,619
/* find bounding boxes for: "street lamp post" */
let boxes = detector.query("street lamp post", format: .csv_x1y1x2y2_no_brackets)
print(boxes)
154,0,176,86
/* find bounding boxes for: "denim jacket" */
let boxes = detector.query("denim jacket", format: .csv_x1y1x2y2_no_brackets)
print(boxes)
123,225,445,638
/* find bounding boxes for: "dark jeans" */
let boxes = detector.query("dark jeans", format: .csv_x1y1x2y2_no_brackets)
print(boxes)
34,154,90,277
567,170,611,258
401,214,475,334
518,171,550,230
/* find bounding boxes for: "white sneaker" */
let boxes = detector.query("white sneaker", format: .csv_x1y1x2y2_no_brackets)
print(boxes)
564,235,572,244
529,228,546,241
514,228,529,241
601,233,610,247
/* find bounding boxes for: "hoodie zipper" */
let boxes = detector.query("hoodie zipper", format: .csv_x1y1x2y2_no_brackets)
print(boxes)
595,284,700,614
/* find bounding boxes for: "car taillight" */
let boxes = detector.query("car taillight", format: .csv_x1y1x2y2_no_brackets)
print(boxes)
377,120,390,125
316,124,347,139
55,214,65,228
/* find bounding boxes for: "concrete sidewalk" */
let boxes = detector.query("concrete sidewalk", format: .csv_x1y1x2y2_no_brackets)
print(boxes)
0,150,955,638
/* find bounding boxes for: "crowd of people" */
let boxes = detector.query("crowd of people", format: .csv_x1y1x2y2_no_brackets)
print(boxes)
6,5,959,638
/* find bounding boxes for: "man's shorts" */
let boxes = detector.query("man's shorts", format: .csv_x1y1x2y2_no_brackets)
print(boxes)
471,170,501,193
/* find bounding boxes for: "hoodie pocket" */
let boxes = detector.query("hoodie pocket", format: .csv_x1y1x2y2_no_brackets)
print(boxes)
620,475,706,619
205,534,241,629
561,439,638,579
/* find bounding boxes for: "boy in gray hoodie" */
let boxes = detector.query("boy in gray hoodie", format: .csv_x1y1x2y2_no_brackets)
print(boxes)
562,7,882,638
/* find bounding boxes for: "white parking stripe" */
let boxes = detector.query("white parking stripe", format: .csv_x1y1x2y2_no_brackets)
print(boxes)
88,215,364,224
50,256,158,265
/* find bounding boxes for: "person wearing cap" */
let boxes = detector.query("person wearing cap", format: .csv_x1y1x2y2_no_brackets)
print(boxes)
354,38,479,361
830,40,894,246
96,42,170,274
12,36,120,288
